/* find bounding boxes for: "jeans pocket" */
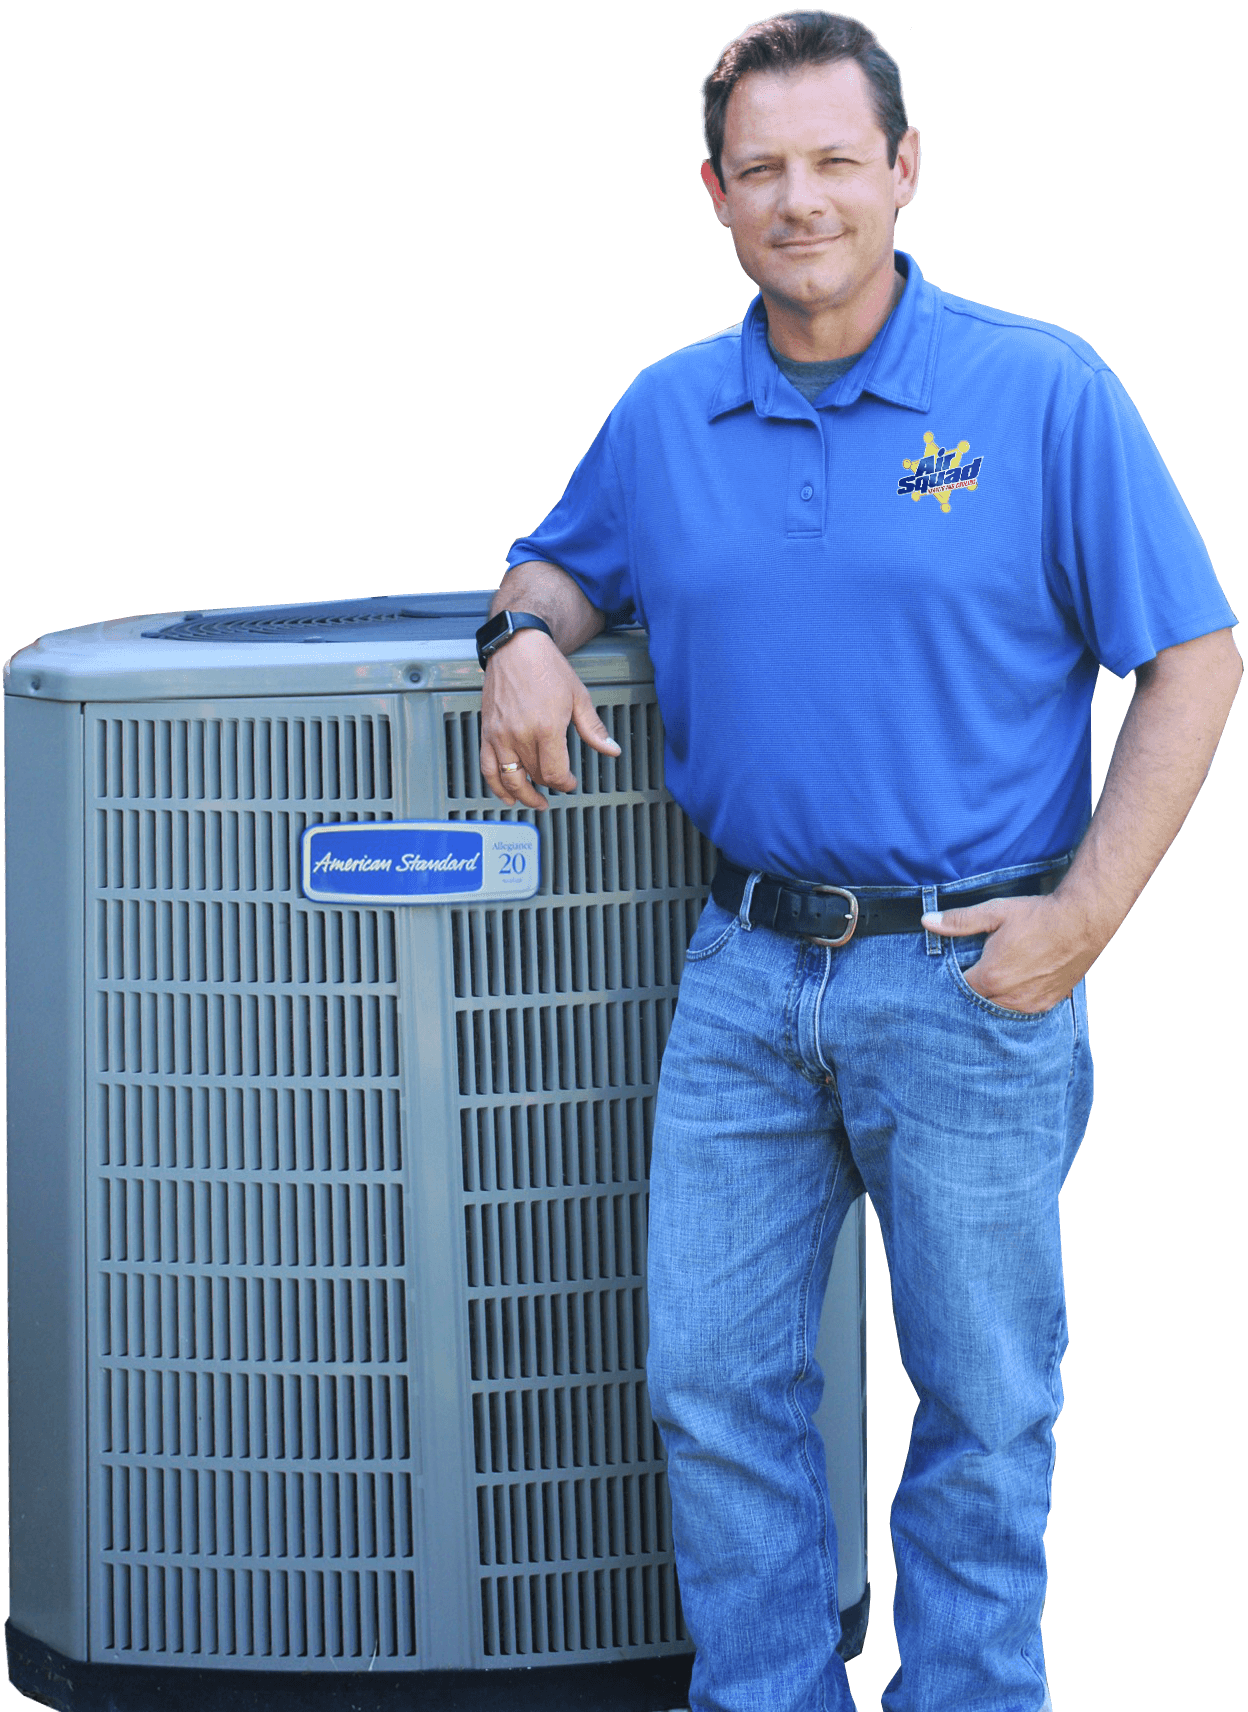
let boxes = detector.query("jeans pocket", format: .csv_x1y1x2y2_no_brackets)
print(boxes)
684,897,742,962
943,934,1061,1022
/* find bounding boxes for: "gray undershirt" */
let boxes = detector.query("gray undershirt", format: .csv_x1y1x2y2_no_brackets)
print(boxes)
767,267,905,403
768,342,861,401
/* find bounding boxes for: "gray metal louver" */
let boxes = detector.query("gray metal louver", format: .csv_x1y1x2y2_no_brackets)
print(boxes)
5,604,866,1709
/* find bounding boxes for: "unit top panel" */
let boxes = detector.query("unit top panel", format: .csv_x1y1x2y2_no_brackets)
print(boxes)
5,593,654,703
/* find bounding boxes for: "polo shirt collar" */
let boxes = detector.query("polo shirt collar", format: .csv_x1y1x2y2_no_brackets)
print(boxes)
707,250,940,420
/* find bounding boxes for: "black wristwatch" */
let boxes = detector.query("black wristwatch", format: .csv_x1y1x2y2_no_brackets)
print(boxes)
475,610,553,671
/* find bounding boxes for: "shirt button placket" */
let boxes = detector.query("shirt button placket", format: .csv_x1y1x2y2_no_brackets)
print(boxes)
786,425,825,536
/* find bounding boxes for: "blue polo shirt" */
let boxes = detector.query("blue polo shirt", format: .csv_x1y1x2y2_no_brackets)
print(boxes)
506,254,1234,887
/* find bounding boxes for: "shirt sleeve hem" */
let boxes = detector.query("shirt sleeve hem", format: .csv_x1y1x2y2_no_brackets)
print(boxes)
1102,607,1240,678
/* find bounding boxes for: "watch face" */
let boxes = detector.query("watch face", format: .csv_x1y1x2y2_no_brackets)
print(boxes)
475,611,549,669
475,612,511,666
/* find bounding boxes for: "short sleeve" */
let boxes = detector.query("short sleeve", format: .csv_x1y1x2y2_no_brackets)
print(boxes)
1044,367,1235,676
505,412,638,626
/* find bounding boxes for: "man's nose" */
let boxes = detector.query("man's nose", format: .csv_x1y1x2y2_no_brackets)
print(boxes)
777,160,827,221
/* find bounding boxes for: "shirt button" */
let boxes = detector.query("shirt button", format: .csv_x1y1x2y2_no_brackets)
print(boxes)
800,483,814,501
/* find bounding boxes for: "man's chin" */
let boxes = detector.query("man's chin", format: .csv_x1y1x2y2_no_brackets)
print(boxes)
763,271,855,316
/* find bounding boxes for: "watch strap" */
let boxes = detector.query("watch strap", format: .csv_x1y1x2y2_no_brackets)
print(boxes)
475,610,554,671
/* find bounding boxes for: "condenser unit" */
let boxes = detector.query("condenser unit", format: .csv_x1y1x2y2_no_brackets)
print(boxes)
4,594,868,1711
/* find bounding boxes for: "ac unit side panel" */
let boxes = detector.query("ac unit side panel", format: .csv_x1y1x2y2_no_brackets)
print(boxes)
440,688,707,1666
81,697,426,1670
5,694,90,1661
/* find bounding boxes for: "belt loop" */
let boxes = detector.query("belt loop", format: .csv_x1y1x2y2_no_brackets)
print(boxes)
922,884,941,956
738,870,761,930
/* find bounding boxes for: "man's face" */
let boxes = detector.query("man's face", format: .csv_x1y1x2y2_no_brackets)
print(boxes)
703,58,919,321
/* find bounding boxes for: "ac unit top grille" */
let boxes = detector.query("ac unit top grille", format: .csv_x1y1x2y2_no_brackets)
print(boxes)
143,595,491,645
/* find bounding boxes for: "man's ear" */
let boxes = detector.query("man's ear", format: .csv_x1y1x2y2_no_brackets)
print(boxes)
701,158,732,226
893,127,920,212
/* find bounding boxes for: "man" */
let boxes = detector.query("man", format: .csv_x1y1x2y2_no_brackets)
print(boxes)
476,13,1240,1711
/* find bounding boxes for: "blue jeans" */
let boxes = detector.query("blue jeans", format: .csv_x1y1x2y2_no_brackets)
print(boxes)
646,860,1093,1712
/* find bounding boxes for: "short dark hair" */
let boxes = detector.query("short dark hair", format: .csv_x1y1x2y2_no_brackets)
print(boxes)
703,12,908,188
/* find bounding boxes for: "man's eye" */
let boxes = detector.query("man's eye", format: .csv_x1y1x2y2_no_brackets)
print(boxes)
738,157,850,178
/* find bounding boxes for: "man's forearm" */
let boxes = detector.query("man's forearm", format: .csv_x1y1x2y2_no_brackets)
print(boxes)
490,560,606,655
1056,627,1242,954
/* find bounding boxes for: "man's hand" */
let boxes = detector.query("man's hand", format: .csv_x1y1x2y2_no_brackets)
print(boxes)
923,628,1241,1014
920,893,1094,1014
481,628,621,810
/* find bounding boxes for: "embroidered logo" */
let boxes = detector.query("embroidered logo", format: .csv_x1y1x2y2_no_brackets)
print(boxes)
897,431,983,514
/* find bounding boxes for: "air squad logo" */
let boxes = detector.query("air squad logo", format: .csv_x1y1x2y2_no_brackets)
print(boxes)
897,430,983,514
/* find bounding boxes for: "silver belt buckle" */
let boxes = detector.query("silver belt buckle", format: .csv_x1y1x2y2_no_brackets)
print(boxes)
806,884,860,948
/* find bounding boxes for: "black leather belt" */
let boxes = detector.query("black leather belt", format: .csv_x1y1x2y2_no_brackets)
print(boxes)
711,856,1071,948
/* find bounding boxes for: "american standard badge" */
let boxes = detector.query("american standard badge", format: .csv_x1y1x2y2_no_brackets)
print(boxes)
301,820,540,905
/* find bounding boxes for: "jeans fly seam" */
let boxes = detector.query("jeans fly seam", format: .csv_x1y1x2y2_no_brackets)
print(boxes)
812,947,836,1080
780,943,808,1074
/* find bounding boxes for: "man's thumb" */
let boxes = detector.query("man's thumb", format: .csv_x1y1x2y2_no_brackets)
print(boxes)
572,693,622,755
919,901,1003,936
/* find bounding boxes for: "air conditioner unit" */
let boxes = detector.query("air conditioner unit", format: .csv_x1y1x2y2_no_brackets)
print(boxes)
5,594,867,1711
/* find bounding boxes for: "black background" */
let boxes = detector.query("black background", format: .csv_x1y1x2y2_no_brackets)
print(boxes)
7,16,1239,1712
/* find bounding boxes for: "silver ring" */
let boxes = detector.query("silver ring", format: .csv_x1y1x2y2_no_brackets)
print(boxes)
499,762,522,773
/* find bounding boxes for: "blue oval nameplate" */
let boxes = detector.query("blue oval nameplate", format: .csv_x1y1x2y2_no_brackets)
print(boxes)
302,820,539,905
